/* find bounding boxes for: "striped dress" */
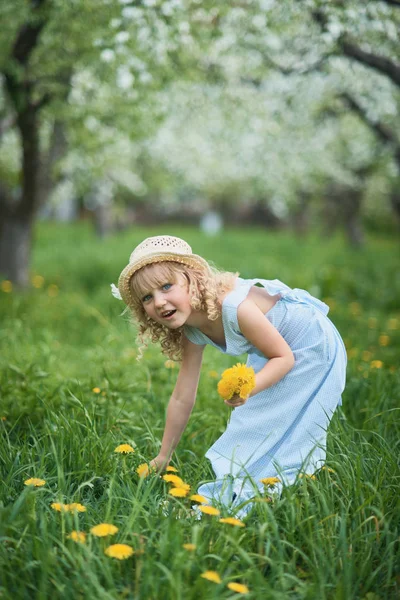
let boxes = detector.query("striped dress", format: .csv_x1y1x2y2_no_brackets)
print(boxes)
184,278,347,514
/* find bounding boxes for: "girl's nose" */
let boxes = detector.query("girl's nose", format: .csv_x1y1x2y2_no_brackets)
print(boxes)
154,292,166,308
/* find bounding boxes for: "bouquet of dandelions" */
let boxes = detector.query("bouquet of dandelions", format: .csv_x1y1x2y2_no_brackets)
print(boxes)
217,363,256,401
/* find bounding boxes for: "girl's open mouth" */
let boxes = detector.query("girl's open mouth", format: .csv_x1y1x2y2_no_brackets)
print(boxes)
161,310,176,319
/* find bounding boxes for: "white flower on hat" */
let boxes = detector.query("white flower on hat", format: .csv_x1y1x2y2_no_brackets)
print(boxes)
110,283,123,300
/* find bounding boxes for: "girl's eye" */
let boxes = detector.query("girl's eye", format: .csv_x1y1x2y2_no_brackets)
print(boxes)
162,283,172,291
142,294,152,303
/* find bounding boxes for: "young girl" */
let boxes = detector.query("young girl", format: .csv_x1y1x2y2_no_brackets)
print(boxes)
114,235,346,513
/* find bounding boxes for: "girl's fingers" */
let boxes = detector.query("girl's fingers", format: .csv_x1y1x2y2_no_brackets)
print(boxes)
224,399,246,407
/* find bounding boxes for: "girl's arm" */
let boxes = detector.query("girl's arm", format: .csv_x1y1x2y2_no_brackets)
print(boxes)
231,298,295,404
151,335,205,469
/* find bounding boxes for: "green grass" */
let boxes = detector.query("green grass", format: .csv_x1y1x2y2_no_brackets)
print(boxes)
0,223,399,599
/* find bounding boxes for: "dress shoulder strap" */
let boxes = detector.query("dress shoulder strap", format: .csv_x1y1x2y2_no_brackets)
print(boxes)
221,278,291,341
183,325,208,346
223,277,291,310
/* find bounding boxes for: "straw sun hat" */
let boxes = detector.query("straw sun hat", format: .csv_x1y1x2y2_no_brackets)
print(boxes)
116,235,210,308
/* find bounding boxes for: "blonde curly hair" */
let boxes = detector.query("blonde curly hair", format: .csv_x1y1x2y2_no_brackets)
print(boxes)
128,261,237,360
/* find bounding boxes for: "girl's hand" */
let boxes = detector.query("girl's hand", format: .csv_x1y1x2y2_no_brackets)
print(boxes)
149,455,169,472
224,394,249,408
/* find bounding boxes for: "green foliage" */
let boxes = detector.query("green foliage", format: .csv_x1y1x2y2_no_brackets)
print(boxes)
1,0,399,216
0,224,399,598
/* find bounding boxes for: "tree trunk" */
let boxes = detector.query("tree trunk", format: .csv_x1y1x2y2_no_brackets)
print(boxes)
341,189,364,247
39,119,68,207
0,0,49,287
390,190,400,228
0,102,41,286
322,189,340,238
292,191,311,237
93,203,113,239
322,183,365,246
344,214,364,247
0,214,33,286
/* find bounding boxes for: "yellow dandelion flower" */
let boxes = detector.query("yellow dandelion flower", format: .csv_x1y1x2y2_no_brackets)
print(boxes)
51,502,68,512
234,363,253,379
227,582,249,594
32,275,44,288
219,517,245,527
90,523,118,537
208,370,219,379
260,477,280,486
223,366,234,377
368,317,378,329
1,416,6,421
349,302,361,316
201,571,222,584
321,466,335,473
198,505,220,516
67,531,86,544
362,351,372,362
370,360,383,369
67,503,86,513
347,348,358,359
166,466,178,472
136,463,150,478
217,364,256,401
217,379,236,401
164,360,176,369
92,387,101,394
378,335,389,347
24,478,46,487
1,280,12,293
104,543,134,560
190,494,209,504
169,487,189,498
387,318,398,330
162,474,184,486
47,284,59,297
239,382,253,399
183,543,196,551
114,444,135,454
299,474,316,481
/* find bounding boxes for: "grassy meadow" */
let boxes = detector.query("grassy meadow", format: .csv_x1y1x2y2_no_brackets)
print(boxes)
0,223,399,599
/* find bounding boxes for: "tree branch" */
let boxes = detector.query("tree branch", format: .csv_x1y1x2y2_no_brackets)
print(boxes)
340,92,400,169
340,92,398,146
32,92,51,112
259,52,329,76
12,0,48,66
241,39,331,76
370,0,400,7
340,38,400,88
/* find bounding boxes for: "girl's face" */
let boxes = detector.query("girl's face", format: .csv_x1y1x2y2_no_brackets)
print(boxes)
135,263,193,329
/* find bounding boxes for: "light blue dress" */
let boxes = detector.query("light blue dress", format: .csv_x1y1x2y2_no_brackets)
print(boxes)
184,278,347,513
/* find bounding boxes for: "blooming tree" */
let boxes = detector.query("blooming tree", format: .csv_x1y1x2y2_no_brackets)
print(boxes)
0,0,205,284
0,0,399,285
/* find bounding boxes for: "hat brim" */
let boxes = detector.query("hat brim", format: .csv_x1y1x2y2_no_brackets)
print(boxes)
118,252,210,307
